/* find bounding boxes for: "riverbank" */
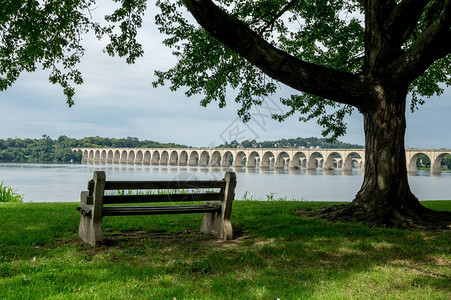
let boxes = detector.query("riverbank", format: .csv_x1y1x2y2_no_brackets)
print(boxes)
1,201,450,299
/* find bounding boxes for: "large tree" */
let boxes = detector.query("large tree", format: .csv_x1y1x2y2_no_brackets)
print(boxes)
1,0,450,228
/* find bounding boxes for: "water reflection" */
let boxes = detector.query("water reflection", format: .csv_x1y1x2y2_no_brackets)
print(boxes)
0,163,450,202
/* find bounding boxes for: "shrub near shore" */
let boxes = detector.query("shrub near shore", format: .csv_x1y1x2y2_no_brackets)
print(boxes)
0,182,23,203
0,201,450,299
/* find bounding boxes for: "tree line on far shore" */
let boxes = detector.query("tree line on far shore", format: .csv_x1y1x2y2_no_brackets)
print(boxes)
217,137,364,149
0,135,188,163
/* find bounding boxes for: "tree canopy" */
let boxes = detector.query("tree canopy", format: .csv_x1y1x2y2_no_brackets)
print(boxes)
1,1,449,138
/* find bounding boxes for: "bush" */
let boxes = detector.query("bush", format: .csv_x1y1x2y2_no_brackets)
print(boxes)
0,182,23,202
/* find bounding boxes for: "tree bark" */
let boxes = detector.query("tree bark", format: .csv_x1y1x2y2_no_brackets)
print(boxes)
352,87,421,223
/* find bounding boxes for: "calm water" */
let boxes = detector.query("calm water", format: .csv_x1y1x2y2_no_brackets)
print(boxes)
1,163,450,202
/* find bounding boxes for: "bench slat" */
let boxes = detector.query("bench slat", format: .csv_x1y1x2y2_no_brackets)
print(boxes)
102,204,221,216
104,180,226,190
103,192,223,204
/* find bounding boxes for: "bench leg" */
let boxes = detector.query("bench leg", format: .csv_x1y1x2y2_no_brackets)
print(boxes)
78,213,103,246
201,211,233,240
201,171,236,240
78,191,103,246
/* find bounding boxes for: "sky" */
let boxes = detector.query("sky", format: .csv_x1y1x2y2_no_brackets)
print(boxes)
1,4,450,149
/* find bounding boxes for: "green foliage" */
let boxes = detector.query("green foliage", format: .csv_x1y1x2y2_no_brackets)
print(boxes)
153,0,365,140
441,154,451,169
0,0,96,106
416,154,431,168
0,0,146,105
0,182,23,202
103,0,147,64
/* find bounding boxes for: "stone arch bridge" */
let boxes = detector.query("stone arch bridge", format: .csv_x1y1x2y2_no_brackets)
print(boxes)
75,148,451,175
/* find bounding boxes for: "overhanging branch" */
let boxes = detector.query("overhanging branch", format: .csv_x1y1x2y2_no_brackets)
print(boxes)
384,0,431,45
182,0,374,111
258,0,298,36
389,0,451,83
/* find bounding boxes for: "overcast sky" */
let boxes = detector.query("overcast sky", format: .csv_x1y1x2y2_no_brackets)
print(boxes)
1,4,450,148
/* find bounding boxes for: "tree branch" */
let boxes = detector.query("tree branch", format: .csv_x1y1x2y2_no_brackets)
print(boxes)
182,0,374,111
258,0,298,36
389,0,451,83
384,0,431,46
364,0,397,71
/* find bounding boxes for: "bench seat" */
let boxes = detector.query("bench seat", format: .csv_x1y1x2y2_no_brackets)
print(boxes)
102,204,221,216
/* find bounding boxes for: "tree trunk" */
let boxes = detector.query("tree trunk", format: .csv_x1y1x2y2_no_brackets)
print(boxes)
317,85,451,229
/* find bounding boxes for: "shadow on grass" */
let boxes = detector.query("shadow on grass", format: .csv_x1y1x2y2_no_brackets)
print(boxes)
1,201,450,299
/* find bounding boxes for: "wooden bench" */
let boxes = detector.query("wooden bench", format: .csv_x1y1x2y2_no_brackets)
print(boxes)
77,171,236,246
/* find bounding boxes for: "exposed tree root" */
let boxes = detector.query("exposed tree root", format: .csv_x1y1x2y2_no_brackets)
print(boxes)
312,203,451,231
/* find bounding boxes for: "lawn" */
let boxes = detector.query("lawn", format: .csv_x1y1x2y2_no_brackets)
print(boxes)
1,201,450,299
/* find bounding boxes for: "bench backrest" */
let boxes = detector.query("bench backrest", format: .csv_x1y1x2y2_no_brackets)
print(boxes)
83,171,236,218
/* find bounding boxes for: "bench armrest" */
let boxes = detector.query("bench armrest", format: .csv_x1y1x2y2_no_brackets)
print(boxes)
77,202,92,217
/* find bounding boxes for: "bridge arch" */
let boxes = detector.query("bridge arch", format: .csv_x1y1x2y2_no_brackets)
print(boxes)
81,150,88,163
247,151,260,169
234,151,246,168
431,152,450,174
169,151,178,166
189,151,199,166
113,150,120,164
106,150,113,164
94,150,101,164
307,151,322,170
143,150,151,165
151,150,160,165
307,152,323,170
99,150,106,164
210,151,221,167
221,151,233,167
407,152,430,174
343,152,363,172
261,151,275,169
119,150,128,164
135,150,143,164
324,152,341,171
290,152,306,169
127,150,135,164
275,151,290,169
160,151,169,165
199,151,210,167
87,150,94,163
179,151,188,166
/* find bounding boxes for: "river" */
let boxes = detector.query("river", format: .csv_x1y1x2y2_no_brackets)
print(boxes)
1,163,450,202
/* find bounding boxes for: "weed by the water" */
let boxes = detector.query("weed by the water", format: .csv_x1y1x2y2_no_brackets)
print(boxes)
0,182,23,202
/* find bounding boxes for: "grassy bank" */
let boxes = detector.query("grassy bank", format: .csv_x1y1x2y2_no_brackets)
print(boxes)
1,201,450,299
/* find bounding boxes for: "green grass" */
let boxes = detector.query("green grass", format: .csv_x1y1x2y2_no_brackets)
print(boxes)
1,201,450,299
0,182,23,203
